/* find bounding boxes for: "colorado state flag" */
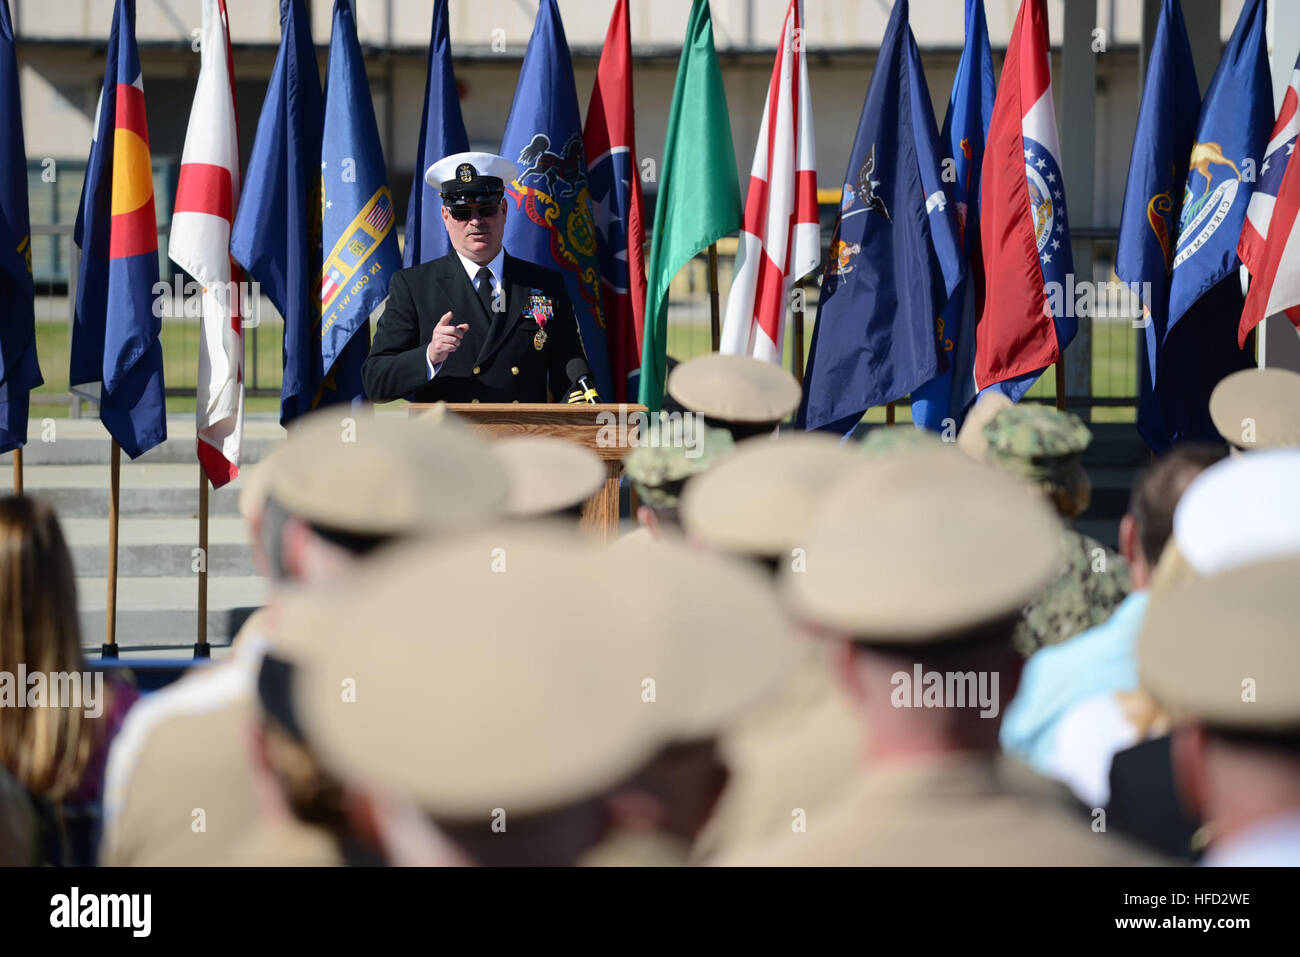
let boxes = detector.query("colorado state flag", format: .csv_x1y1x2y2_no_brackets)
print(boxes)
70,0,166,459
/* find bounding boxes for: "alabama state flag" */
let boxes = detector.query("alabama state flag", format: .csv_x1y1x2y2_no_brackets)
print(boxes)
71,0,166,459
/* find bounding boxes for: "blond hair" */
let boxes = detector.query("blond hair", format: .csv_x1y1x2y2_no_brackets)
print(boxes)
0,497,93,800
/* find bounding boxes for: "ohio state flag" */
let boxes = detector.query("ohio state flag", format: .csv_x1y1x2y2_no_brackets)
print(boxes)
1238,50,1300,346
719,0,819,363
974,0,1074,401
169,0,243,488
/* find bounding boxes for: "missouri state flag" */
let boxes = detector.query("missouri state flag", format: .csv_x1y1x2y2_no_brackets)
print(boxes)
501,0,613,400
170,0,243,488
403,0,468,268
797,0,962,434
1238,49,1300,346
1160,0,1268,441
0,0,43,454
70,0,166,459
583,0,647,402
719,0,819,366
974,0,1073,403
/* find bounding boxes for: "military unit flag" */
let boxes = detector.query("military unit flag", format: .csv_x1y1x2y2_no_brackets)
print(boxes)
638,0,741,413
402,0,468,268
798,0,961,435
0,0,41,454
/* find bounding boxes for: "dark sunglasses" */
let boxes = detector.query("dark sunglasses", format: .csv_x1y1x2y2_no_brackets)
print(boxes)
448,202,502,222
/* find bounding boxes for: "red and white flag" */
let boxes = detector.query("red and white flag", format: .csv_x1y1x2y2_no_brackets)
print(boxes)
1238,51,1300,346
169,0,242,488
719,0,818,363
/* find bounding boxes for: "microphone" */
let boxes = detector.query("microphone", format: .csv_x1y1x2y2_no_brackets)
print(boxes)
565,358,599,404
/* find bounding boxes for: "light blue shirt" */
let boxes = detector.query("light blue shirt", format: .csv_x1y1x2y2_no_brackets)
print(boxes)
1000,590,1150,773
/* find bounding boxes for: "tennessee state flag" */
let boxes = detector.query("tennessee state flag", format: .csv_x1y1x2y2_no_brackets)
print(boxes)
71,0,166,459
974,0,1073,402
583,0,647,402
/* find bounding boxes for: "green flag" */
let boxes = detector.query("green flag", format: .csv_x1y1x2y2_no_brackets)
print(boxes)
637,0,741,412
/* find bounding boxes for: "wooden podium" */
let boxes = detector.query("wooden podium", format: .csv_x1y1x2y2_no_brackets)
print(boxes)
409,403,648,541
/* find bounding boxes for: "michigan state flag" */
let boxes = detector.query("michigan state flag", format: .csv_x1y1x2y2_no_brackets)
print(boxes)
0,0,42,454
70,0,167,459
317,0,402,404
1161,0,1268,441
500,0,613,400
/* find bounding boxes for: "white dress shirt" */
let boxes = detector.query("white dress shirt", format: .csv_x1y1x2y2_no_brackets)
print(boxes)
427,248,506,379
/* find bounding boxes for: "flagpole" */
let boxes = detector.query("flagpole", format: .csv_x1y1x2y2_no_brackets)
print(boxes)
103,440,120,658
12,448,21,495
886,403,896,426
1054,356,1066,411
792,278,805,382
708,243,721,351
195,469,210,659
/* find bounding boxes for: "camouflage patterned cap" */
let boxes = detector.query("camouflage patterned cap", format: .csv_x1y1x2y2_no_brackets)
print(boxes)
982,404,1092,482
624,415,735,509
858,425,953,457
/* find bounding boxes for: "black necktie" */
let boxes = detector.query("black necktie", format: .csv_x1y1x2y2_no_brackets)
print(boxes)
475,266,495,319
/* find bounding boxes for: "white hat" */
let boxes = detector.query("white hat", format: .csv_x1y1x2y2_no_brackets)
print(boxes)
424,151,519,193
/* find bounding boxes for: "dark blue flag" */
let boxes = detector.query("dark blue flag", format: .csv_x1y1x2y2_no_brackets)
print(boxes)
499,0,613,400
230,0,323,426
1116,0,1200,452
403,0,468,268
798,0,962,434
70,0,166,459
318,0,402,403
910,0,994,433
0,0,42,454
1159,0,1269,442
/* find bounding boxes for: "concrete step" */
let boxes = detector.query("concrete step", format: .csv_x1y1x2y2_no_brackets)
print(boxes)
77,575,266,652
62,517,252,577
17,464,248,517
0,415,286,467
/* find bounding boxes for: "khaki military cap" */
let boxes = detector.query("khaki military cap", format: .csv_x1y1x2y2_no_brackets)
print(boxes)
781,450,1062,642
956,392,1012,461
1139,557,1300,732
291,526,671,819
491,436,605,518
268,408,507,537
667,353,801,425
679,433,860,559
615,538,802,738
238,446,281,521
1210,367,1300,450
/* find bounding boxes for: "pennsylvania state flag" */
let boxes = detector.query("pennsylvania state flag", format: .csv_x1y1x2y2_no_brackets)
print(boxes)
318,0,401,403
70,0,167,459
798,0,962,434
0,0,42,454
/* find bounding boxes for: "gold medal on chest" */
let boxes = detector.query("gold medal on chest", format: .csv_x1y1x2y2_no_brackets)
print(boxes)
533,327,548,351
